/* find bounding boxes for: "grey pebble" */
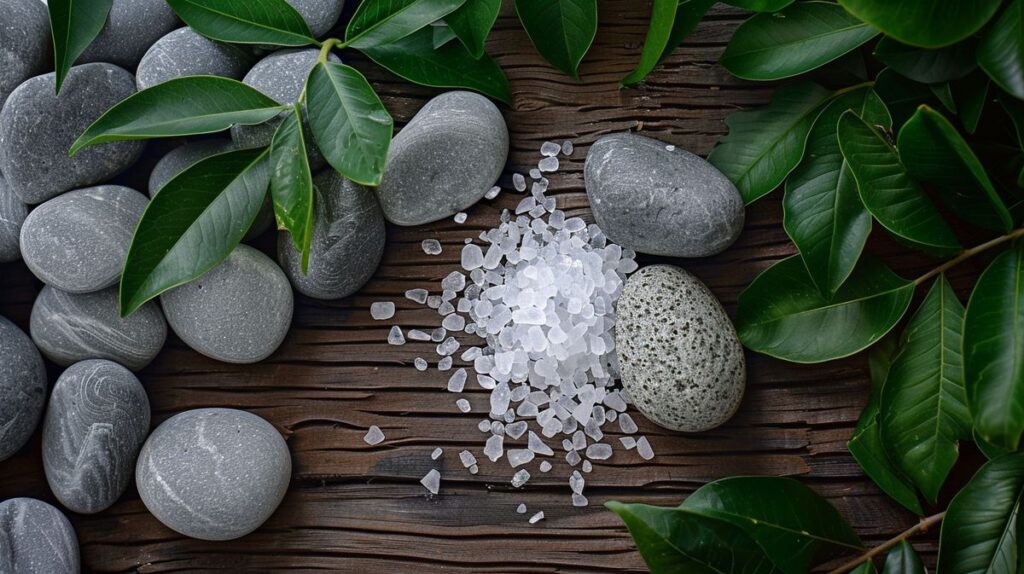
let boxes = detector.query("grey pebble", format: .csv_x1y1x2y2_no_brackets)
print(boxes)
0,315,46,462
277,170,386,300
0,172,28,262
42,360,151,514
161,244,293,364
0,63,145,205
0,498,79,574
135,408,291,541
0,0,50,109
614,265,746,432
585,133,745,257
30,285,167,372
20,185,149,293
79,0,180,69
376,91,508,226
137,27,253,91
287,0,346,37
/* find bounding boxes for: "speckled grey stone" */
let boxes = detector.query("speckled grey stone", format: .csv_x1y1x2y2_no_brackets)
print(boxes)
42,360,150,514
78,0,179,69
277,170,385,300
20,185,148,293
0,0,50,109
137,27,252,91
375,91,508,226
0,315,46,462
585,133,745,257
0,172,28,262
287,0,346,37
161,244,293,364
0,63,145,205
615,265,746,432
30,286,167,372
0,498,79,574
135,408,291,541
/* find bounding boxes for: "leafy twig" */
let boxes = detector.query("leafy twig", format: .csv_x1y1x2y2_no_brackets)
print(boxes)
825,512,945,574
914,228,1024,286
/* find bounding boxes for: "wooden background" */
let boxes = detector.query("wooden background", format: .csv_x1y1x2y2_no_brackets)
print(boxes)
0,2,981,571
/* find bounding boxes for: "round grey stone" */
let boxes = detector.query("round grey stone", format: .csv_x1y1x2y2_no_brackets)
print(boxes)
135,408,291,541
0,63,145,205
30,285,167,372
0,172,28,262
287,0,346,37
615,265,746,432
161,244,293,364
585,133,745,257
277,170,386,300
78,0,180,69
375,91,508,226
0,0,50,109
20,185,149,293
0,498,79,574
42,359,151,514
137,27,253,91
0,315,46,462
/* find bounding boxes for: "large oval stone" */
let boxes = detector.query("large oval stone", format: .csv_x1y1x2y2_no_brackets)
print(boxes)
0,173,28,263
137,27,252,90
615,265,746,432
79,0,179,69
0,498,79,574
375,91,508,226
585,133,744,257
0,315,46,462
0,0,50,109
136,408,291,541
286,0,346,37
42,360,151,514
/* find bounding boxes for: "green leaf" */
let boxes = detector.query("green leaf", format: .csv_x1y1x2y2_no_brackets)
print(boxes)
661,0,718,62
70,76,287,156
964,243,1024,451
720,2,878,81
359,26,512,104
898,105,1014,232
736,255,914,363
621,0,716,86
837,0,1002,49
979,0,1024,101
879,275,971,504
873,67,940,129
514,0,598,79
119,148,270,317
938,453,1024,574
930,82,957,114
837,110,962,257
882,541,926,574
445,0,500,59
708,81,833,204
269,106,314,272
873,36,978,84
345,0,467,50
680,477,862,574
306,62,393,187
723,0,794,12
606,502,781,574
950,69,991,134
976,430,1019,460
165,0,316,46
432,24,458,49
48,0,113,94
852,562,877,574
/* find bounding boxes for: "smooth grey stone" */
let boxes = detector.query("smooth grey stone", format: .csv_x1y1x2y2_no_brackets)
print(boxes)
0,316,46,462
78,0,179,69
137,27,252,91
42,360,150,514
0,63,145,205
136,408,291,541
20,185,148,293
615,265,746,432
277,170,385,300
287,0,346,37
376,91,508,226
585,133,745,257
0,173,28,262
0,0,50,109
161,244,293,364
30,286,167,372
0,498,79,574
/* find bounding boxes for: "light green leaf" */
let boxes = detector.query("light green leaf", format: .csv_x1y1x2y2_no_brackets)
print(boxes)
882,541,926,574
723,0,794,12
837,0,1001,49
270,106,314,272
165,0,316,46
445,0,501,59
514,0,597,79
979,0,1024,101
873,36,978,84
48,0,113,94
621,0,716,86
345,0,467,50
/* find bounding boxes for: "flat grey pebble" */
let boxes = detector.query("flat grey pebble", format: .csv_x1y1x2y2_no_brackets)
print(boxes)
30,285,167,372
161,244,293,364
286,0,346,37
0,315,46,462
277,170,385,300
0,63,144,204
0,498,79,574
376,91,508,226
43,360,151,514
137,27,253,91
0,172,28,262
135,408,291,541
585,133,745,257
20,185,148,293
0,0,50,109
79,0,179,69
615,265,746,432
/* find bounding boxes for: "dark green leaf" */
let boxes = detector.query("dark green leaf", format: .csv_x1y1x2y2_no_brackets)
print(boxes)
882,541,926,574
514,0,597,79
445,0,500,59
736,255,914,363
723,0,794,12
346,0,466,50
837,0,1001,49
930,82,957,113
811,49,869,86
621,0,716,86
976,430,1019,460
270,106,314,272
873,67,940,128
979,0,1024,101
873,36,977,84
48,0,113,94
951,69,991,134
720,2,878,81
661,0,718,62
165,0,316,46
852,562,877,574
432,24,458,49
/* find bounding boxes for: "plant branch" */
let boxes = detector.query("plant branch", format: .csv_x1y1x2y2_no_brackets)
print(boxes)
825,512,945,574
914,228,1024,286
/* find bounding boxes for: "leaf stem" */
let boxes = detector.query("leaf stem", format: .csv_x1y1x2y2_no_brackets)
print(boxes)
914,228,1024,286
298,37,343,105
825,512,945,574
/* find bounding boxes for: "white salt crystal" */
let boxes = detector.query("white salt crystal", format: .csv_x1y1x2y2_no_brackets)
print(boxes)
485,435,504,462
636,436,655,460
618,413,638,434
665,144,676,151
529,168,542,179
572,431,586,451
515,196,536,214
569,470,584,494
469,464,479,474
461,244,484,270
505,421,528,439
508,449,535,467
407,329,431,342
516,503,528,514
414,357,428,371
456,398,471,413
538,156,559,172
485,185,501,199
478,420,491,432
442,271,466,292
442,314,466,331
370,302,395,320
528,511,544,524
438,356,453,371
426,295,442,309
582,460,593,473
491,421,505,435
420,469,440,494
430,327,447,342
460,450,477,467
540,141,561,157
454,212,468,223
437,337,460,356
619,436,637,450
447,368,468,392
513,173,527,191
477,374,497,390
511,469,530,487
528,431,555,456
431,448,443,460
572,493,589,507
566,450,581,466
387,326,405,345
438,302,455,315
405,288,429,304
491,383,511,415
586,443,612,460
539,461,552,472
562,140,574,155
421,239,442,255
363,425,385,445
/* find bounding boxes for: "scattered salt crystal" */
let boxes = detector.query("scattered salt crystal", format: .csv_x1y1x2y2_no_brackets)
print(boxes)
636,436,654,460
528,431,555,456
454,212,468,223
566,450,581,466
456,398,471,413
408,329,430,341
508,449,535,467
528,511,544,524
529,168,542,179
572,431,586,451
438,302,455,315
426,295,442,309
505,421,528,439
513,173,527,191
469,464,479,474
582,460,593,473
437,337,460,356
539,461,552,472
491,421,505,435
438,356,453,371
363,425,385,445
516,503,528,514
619,436,637,450
387,326,405,345
665,144,676,151
569,470,584,494
562,140,574,155
460,450,477,467
478,420,491,432
515,196,536,214
405,288,429,304
511,469,530,487
485,185,501,199
414,357,428,371
540,141,561,157
538,156,559,172
447,368,468,392
572,493,589,507
370,302,395,320
461,244,484,270
431,448,443,460
442,271,466,292
430,327,447,342
485,435,504,462
586,443,612,460
420,469,440,494
421,239,442,255
442,314,466,331
490,383,511,415
618,413,638,434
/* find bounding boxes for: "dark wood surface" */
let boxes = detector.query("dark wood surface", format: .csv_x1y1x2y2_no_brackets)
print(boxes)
0,2,974,572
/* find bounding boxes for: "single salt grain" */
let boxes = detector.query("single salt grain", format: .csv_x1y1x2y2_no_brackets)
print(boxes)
572,493,589,507
539,461,552,472
485,185,501,200
508,449,535,467
516,503,528,514
469,464,479,474
442,314,466,331
636,436,655,460
566,450,581,466
454,212,468,223
485,435,504,462
538,156,559,172
438,356,453,371
478,420,491,432
665,144,676,151
540,141,561,157
430,327,447,342
405,288,429,304
569,471,584,494
618,413,638,434
511,469,530,487
582,460,593,473
370,302,395,320
438,337,460,356
426,296,442,309
562,140,574,155
528,511,544,524
461,244,484,270
529,168,542,179
387,326,405,345
408,329,431,341
364,426,385,445
421,239,442,255
448,368,468,392
513,173,527,191
586,443,613,460
431,448,443,460
420,469,440,494
505,421,528,439
459,450,477,467
528,431,555,456
456,398,471,413
620,436,637,449
414,358,428,371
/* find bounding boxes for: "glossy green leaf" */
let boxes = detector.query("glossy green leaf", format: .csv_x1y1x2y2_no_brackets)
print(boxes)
873,36,977,84
838,110,961,256
680,477,862,574
721,2,878,81
514,0,597,79
119,148,270,317
837,0,1001,49
882,541,926,574
852,562,877,574
48,0,113,94
661,0,717,62
976,430,1019,460
736,255,914,363
951,69,990,134
432,24,458,49
964,243,1024,451
930,82,957,114
709,82,833,204
70,77,286,156
621,0,716,86
979,0,1024,101
165,0,316,45
445,0,500,59
723,0,794,12
306,62,393,187
269,106,314,272
345,0,466,50
873,67,939,129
